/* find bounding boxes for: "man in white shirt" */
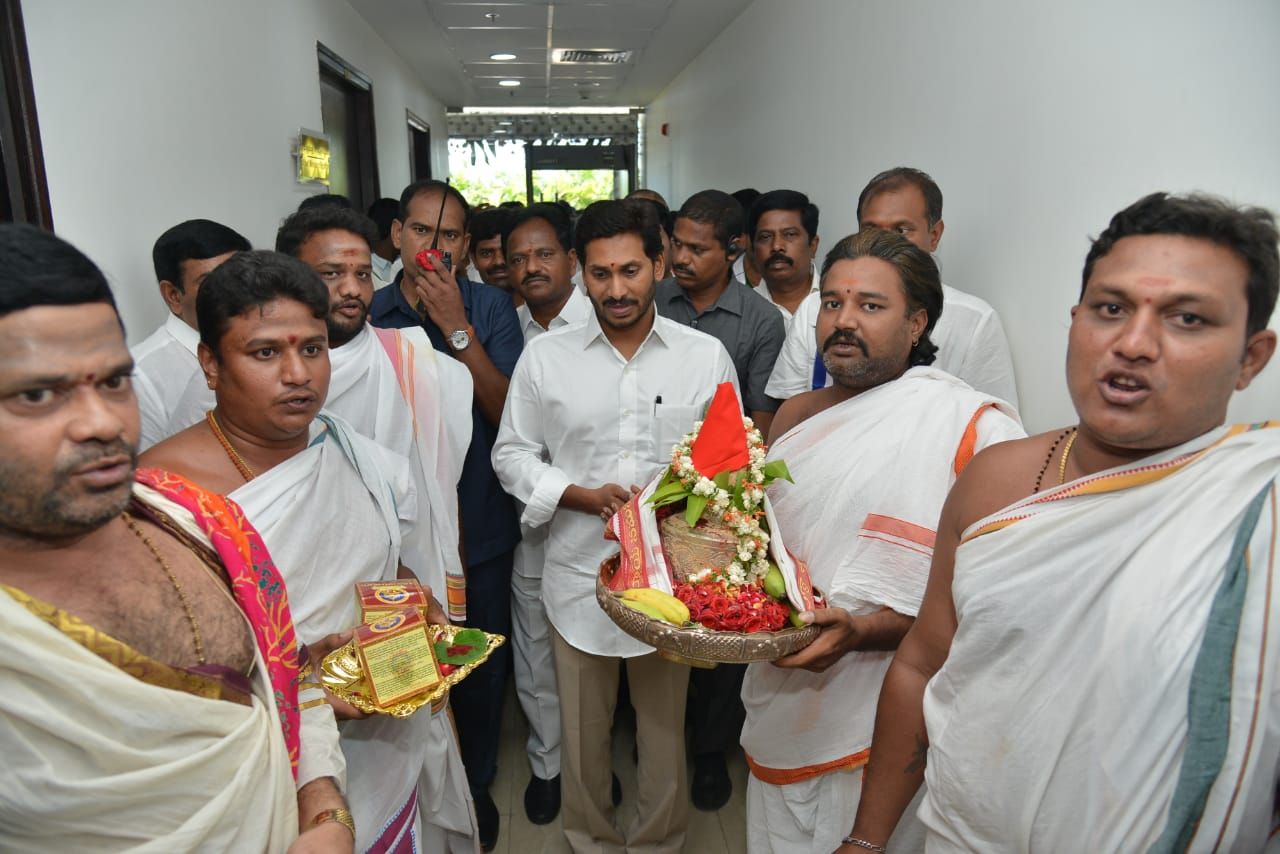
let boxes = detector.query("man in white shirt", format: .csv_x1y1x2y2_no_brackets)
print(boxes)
493,199,737,854
131,219,249,449
766,168,1020,407
467,207,515,296
365,198,403,289
747,190,822,319
500,203,590,826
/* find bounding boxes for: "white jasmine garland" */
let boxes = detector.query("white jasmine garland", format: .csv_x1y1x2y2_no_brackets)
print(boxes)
649,416,793,586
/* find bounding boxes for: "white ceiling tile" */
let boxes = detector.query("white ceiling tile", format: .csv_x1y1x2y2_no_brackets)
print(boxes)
432,3,548,29
552,4,668,31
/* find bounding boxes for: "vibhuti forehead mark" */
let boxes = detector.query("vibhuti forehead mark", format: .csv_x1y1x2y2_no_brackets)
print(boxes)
1136,275,1174,286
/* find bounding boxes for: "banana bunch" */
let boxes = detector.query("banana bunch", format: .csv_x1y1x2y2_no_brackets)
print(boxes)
618,587,690,626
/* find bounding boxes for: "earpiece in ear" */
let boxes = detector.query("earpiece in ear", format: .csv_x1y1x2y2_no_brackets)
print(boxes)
727,240,742,260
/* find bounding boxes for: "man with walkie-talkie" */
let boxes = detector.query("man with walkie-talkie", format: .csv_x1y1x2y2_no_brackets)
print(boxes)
370,179,524,852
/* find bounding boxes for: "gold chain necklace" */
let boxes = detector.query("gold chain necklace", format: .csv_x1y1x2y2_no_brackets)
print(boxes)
1057,428,1079,485
206,410,256,482
122,514,206,665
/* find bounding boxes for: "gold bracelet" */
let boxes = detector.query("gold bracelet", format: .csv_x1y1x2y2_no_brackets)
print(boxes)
310,807,355,838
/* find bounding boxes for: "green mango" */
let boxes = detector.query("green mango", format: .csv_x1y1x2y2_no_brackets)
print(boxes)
788,606,808,629
763,563,787,599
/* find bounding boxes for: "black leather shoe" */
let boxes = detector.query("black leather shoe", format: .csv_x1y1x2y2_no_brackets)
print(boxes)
523,774,561,825
472,787,499,851
691,751,732,811
612,773,622,806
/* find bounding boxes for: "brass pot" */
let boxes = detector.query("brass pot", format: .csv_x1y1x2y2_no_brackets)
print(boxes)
659,513,738,582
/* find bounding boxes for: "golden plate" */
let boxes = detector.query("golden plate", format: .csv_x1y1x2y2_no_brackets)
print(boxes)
596,554,821,665
319,623,505,718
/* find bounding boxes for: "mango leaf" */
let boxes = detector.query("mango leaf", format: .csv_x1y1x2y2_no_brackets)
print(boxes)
649,491,689,509
761,459,794,484
684,494,709,527
648,479,689,506
713,471,731,490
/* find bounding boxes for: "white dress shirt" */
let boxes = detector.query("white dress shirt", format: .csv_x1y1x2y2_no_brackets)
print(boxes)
131,313,207,450
492,311,738,656
751,265,821,320
764,283,1020,407
516,286,590,341
371,254,402,289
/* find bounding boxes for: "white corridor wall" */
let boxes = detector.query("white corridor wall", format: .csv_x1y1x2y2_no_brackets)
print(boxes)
646,0,1280,432
23,0,449,342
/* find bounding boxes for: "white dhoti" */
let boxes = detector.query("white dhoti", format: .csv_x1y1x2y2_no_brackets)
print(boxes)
740,367,1024,851
746,770,926,854
232,413,476,853
922,421,1280,852
0,480,345,852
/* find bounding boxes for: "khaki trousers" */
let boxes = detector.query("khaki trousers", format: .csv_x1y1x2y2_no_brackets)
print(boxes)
552,627,690,854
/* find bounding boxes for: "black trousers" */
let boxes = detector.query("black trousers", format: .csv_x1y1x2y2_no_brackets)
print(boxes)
687,661,746,755
450,549,514,789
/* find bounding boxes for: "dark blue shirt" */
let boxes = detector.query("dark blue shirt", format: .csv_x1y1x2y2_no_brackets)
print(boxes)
370,273,523,567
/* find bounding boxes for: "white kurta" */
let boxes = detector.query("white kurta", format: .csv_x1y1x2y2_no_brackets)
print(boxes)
921,423,1280,853
764,284,1019,407
492,312,737,657
131,313,211,450
231,414,475,853
740,368,1023,854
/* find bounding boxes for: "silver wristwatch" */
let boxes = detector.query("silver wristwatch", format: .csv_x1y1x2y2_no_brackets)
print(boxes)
448,327,472,352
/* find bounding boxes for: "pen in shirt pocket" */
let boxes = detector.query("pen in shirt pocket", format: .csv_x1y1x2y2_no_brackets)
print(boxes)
653,394,662,416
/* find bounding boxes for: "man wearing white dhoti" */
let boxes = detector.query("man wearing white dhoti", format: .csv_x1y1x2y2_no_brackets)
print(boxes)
845,193,1280,853
0,226,351,853
143,250,478,853
131,218,250,449
273,204,474,622
740,229,1024,854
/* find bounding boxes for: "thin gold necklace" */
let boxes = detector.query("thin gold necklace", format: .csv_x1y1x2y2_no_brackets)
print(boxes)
122,514,206,665
206,410,255,482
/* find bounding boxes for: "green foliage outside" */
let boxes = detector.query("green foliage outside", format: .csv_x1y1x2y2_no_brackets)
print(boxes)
449,139,619,209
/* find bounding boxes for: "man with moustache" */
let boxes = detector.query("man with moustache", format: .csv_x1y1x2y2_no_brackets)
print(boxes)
499,202,590,825
844,194,1280,853
660,189,785,438
0,227,351,851
271,205,474,622
369,179,522,849
742,229,1023,854
493,199,736,853
655,189,785,808
273,207,479,847
767,168,1019,406
143,251,478,853
747,190,822,319
132,218,250,449
468,207,514,296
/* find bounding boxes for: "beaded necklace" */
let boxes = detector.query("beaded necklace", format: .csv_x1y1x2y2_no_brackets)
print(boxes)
206,410,256,482
1033,427,1079,494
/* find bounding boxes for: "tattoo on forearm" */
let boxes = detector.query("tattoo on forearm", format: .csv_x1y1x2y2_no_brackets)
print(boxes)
905,732,927,774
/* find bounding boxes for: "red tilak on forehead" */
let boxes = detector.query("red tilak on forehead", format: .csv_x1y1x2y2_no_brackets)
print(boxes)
85,373,96,382
287,335,298,344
